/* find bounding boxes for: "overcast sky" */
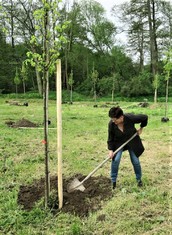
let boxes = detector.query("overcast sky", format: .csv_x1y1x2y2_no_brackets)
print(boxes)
67,0,130,43
95,0,130,43
75,0,172,20
96,0,129,16
97,0,172,10
74,0,172,44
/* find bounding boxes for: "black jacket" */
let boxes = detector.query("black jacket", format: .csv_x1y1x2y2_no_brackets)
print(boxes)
107,113,148,157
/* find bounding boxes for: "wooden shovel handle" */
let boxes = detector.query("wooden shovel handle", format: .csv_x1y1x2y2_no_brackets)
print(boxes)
80,132,138,185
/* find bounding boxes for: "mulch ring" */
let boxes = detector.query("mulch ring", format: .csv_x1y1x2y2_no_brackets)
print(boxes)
17,174,113,217
5,118,38,128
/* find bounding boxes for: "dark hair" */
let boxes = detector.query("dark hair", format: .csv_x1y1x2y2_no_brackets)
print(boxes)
109,106,123,118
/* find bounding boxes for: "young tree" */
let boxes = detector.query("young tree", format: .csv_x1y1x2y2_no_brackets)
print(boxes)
111,73,117,103
91,65,99,103
26,0,68,208
14,67,20,94
21,62,28,94
68,69,74,103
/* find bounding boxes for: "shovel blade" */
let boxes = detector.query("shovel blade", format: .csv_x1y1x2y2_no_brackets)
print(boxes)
67,178,85,193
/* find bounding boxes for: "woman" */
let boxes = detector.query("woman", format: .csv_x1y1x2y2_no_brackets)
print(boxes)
107,106,148,189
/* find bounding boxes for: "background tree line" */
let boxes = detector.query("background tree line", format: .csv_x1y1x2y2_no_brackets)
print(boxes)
0,0,171,100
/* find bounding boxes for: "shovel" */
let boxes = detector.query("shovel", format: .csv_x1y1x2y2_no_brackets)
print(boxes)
67,132,138,193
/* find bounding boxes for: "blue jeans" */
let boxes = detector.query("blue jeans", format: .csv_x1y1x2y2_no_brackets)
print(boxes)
111,148,142,183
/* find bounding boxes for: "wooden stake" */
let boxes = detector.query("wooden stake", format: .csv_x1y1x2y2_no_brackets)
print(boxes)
56,59,63,209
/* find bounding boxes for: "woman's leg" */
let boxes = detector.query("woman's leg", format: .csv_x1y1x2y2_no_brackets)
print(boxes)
111,148,123,183
128,148,142,181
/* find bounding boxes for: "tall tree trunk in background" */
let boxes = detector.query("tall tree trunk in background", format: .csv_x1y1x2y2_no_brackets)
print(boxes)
31,75,36,91
62,0,80,89
31,43,43,95
10,0,15,49
64,25,73,90
64,1,69,89
86,54,89,79
139,30,144,72
152,0,159,103
23,80,26,94
147,0,159,103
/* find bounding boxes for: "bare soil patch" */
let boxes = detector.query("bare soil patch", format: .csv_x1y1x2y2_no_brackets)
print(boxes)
5,118,38,128
17,174,112,217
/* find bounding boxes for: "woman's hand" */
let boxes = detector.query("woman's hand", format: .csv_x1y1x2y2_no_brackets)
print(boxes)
137,127,143,135
108,150,114,159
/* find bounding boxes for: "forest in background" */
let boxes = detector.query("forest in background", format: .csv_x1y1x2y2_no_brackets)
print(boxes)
0,0,172,100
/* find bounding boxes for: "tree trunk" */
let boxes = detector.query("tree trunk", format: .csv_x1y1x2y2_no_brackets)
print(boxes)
139,31,144,72
31,76,36,91
35,66,43,96
43,1,50,208
112,90,114,103
165,78,169,117
10,0,15,49
86,55,89,79
70,85,73,103
154,88,157,103
43,71,50,208
23,81,26,94
112,77,115,103
65,51,69,90
147,0,158,103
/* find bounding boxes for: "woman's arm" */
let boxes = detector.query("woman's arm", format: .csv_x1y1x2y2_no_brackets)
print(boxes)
107,120,115,151
125,113,148,128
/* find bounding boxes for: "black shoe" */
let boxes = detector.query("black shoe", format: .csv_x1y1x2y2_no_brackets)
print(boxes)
138,180,143,187
112,182,116,189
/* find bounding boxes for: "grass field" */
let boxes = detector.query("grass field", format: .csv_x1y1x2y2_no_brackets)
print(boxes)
0,97,171,234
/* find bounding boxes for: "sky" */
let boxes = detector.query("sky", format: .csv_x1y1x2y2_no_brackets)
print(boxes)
74,0,172,44
94,0,172,44
97,0,172,13
95,0,129,17
68,0,130,43
96,0,130,43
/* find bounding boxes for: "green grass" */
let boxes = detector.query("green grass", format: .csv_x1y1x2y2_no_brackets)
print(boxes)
0,97,171,234
1,90,172,103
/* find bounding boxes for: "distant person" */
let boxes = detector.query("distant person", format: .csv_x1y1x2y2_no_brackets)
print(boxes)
107,106,148,189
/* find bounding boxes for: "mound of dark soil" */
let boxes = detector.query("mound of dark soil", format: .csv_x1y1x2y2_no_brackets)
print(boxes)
18,175,113,217
6,118,38,128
